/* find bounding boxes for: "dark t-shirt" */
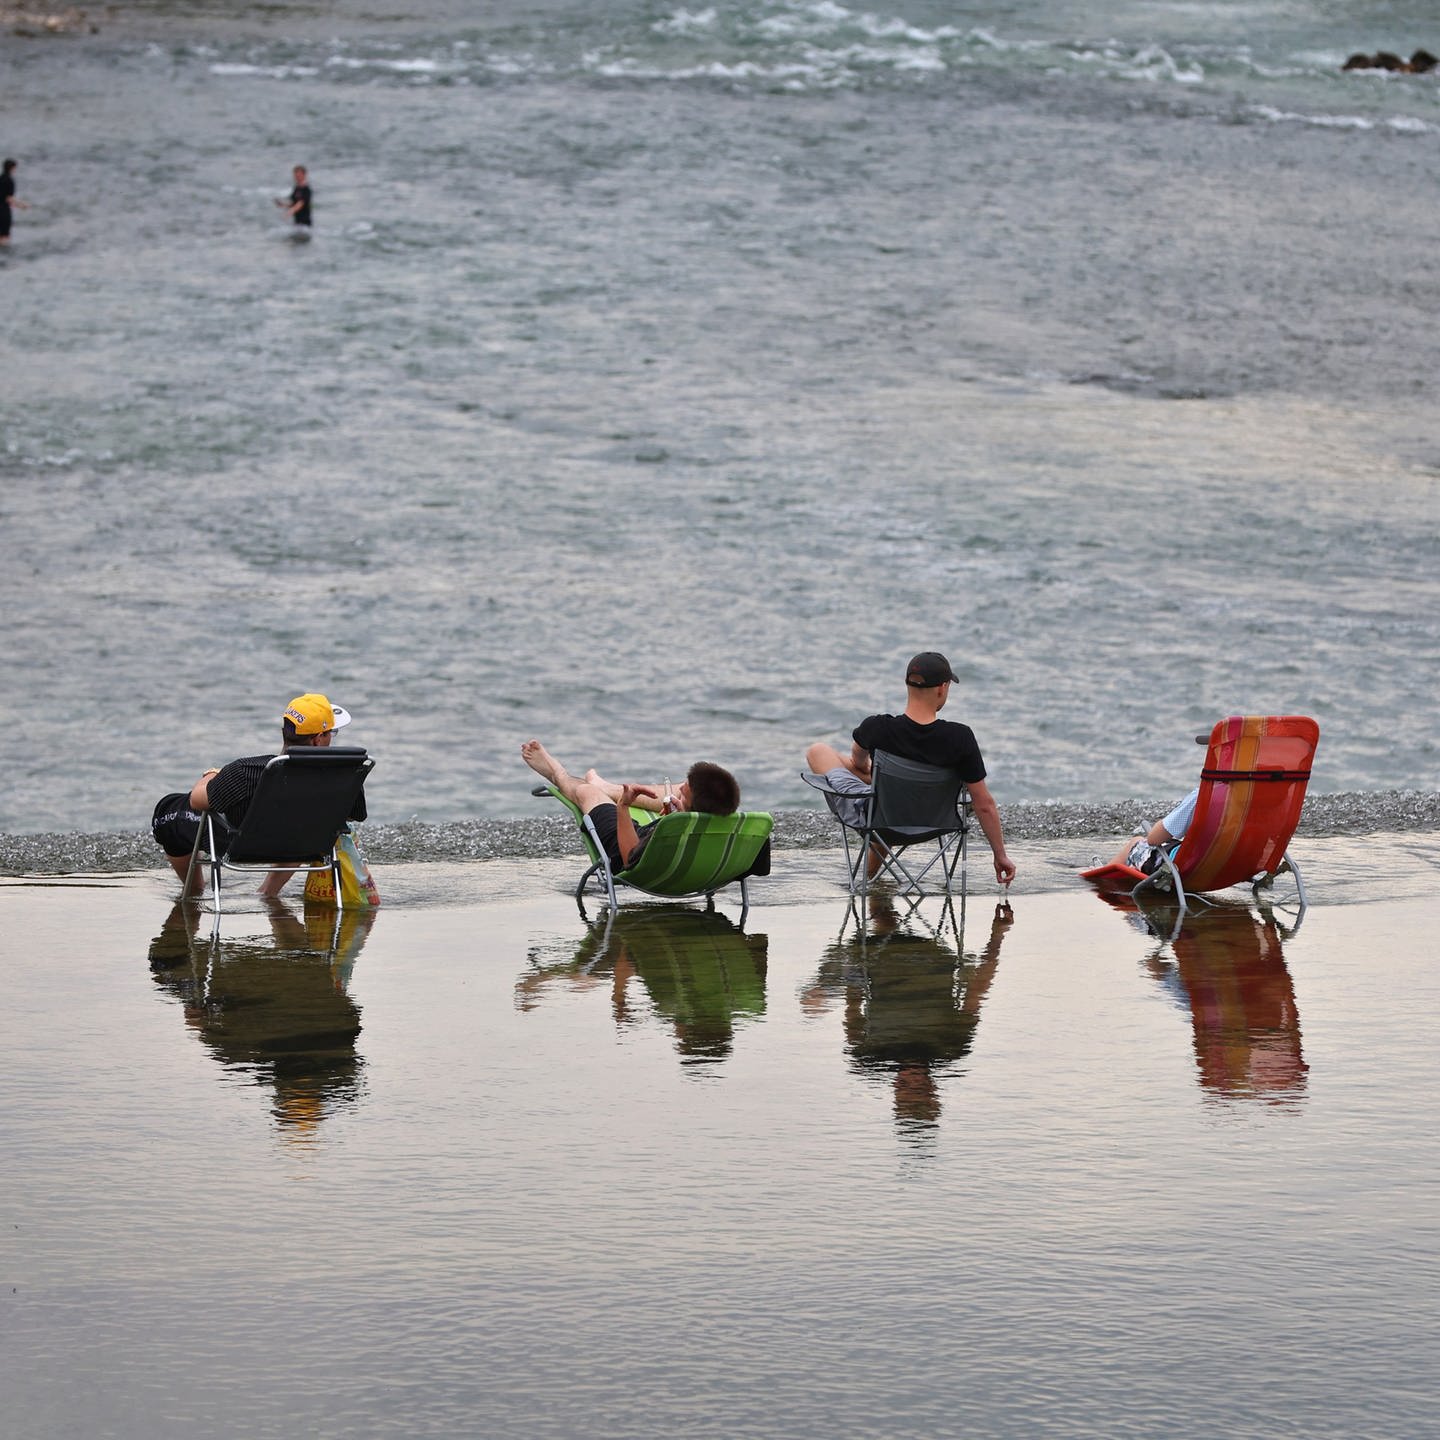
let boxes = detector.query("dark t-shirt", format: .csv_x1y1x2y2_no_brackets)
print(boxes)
853,714,986,783
290,184,312,226
1,175,13,207
205,752,367,828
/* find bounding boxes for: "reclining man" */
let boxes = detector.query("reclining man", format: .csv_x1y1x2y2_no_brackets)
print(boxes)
1103,788,1200,874
804,651,1016,888
151,692,367,896
522,740,740,876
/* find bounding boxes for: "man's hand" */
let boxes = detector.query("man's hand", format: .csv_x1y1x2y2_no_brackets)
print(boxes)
619,784,659,809
993,852,1016,888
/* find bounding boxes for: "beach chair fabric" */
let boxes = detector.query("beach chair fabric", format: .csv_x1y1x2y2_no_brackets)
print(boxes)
1138,715,1318,907
802,750,970,896
535,784,773,914
189,747,375,914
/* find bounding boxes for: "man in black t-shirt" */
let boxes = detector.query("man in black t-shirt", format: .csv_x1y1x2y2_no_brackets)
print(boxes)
1,158,30,247
804,651,1016,887
151,692,365,895
276,164,311,228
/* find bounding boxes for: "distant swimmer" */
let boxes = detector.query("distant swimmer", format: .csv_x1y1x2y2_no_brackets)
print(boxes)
275,163,312,228
1342,48,1437,74
1,158,31,247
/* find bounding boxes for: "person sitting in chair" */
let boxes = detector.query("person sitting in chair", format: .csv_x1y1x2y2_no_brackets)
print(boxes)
151,693,366,896
802,651,1016,887
1104,788,1200,875
521,740,740,876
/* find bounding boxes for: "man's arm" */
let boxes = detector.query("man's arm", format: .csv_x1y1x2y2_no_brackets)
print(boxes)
188,768,220,811
968,779,1015,887
616,784,658,867
849,740,873,783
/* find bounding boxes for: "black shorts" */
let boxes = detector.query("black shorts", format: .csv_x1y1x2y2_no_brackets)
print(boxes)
587,803,654,874
151,792,232,858
0,206,11,239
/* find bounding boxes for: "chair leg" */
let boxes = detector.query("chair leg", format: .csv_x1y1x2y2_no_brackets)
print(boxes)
184,820,206,907
1277,851,1307,908
1132,851,1188,913
205,815,224,916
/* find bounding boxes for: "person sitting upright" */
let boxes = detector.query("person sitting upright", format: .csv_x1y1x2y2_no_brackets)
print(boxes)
150,692,366,896
522,740,739,876
803,651,1015,888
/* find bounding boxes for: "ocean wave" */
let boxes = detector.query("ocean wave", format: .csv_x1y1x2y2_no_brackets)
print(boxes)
178,9,1440,107
4,792,1436,876
1247,104,1432,133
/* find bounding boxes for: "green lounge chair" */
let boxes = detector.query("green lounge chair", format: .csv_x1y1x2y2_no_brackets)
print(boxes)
532,785,773,918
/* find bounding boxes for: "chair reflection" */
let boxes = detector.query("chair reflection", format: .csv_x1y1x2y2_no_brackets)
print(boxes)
147,897,375,1135
516,905,768,1068
1107,892,1308,1105
801,891,1013,1135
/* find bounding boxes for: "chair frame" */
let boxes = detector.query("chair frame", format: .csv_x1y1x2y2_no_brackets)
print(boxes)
186,748,374,917
533,785,772,921
802,750,971,896
1131,715,1318,913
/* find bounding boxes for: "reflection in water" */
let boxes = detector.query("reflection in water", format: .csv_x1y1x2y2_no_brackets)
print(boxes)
1147,903,1308,1105
1103,893,1309,1107
517,906,768,1069
802,894,1013,1141
147,899,375,1137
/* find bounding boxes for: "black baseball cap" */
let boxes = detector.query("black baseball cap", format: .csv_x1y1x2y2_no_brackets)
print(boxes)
906,652,959,688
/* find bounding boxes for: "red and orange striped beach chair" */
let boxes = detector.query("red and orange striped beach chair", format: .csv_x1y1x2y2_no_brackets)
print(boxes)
1130,715,1319,909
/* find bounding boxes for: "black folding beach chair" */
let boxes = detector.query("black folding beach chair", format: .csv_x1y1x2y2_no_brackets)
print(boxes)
802,749,971,896
186,747,374,916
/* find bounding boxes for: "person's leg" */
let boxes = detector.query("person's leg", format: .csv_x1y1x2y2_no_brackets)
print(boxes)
582,768,669,813
522,740,624,816
806,741,864,777
153,794,208,894
165,853,207,894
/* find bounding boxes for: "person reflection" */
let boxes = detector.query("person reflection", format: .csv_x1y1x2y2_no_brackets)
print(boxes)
801,896,1013,1136
147,897,375,1134
1142,903,1307,1105
516,906,767,1068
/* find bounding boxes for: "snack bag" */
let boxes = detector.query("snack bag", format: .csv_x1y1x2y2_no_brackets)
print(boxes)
304,827,380,908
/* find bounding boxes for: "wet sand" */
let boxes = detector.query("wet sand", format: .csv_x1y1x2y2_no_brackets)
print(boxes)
2,846,1437,1438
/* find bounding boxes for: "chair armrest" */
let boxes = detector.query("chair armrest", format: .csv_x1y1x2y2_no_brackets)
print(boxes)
800,771,844,796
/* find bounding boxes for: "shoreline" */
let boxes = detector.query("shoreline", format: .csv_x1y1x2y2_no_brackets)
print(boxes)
3,788,1437,876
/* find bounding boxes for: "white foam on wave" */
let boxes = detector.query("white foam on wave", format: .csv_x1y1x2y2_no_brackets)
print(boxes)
830,41,944,72
209,62,320,78
588,53,828,84
1070,41,1203,84
653,8,717,37
1249,104,1432,133
326,56,445,73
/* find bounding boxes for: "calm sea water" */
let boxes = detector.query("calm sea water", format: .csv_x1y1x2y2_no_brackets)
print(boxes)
3,0,1439,840
4,869,1438,1438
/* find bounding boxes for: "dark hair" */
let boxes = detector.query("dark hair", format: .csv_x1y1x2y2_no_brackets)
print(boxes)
687,761,740,815
282,719,323,747
2,160,15,175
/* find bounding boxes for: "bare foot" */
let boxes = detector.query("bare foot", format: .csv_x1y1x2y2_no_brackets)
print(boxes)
521,739,563,785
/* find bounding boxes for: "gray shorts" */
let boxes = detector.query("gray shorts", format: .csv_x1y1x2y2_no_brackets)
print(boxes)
818,767,872,830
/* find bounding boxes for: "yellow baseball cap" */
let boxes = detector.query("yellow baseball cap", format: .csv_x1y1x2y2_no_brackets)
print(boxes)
283,693,352,735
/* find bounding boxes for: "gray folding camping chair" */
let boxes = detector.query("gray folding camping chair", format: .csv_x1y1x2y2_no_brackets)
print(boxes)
802,750,971,896
186,747,374,917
